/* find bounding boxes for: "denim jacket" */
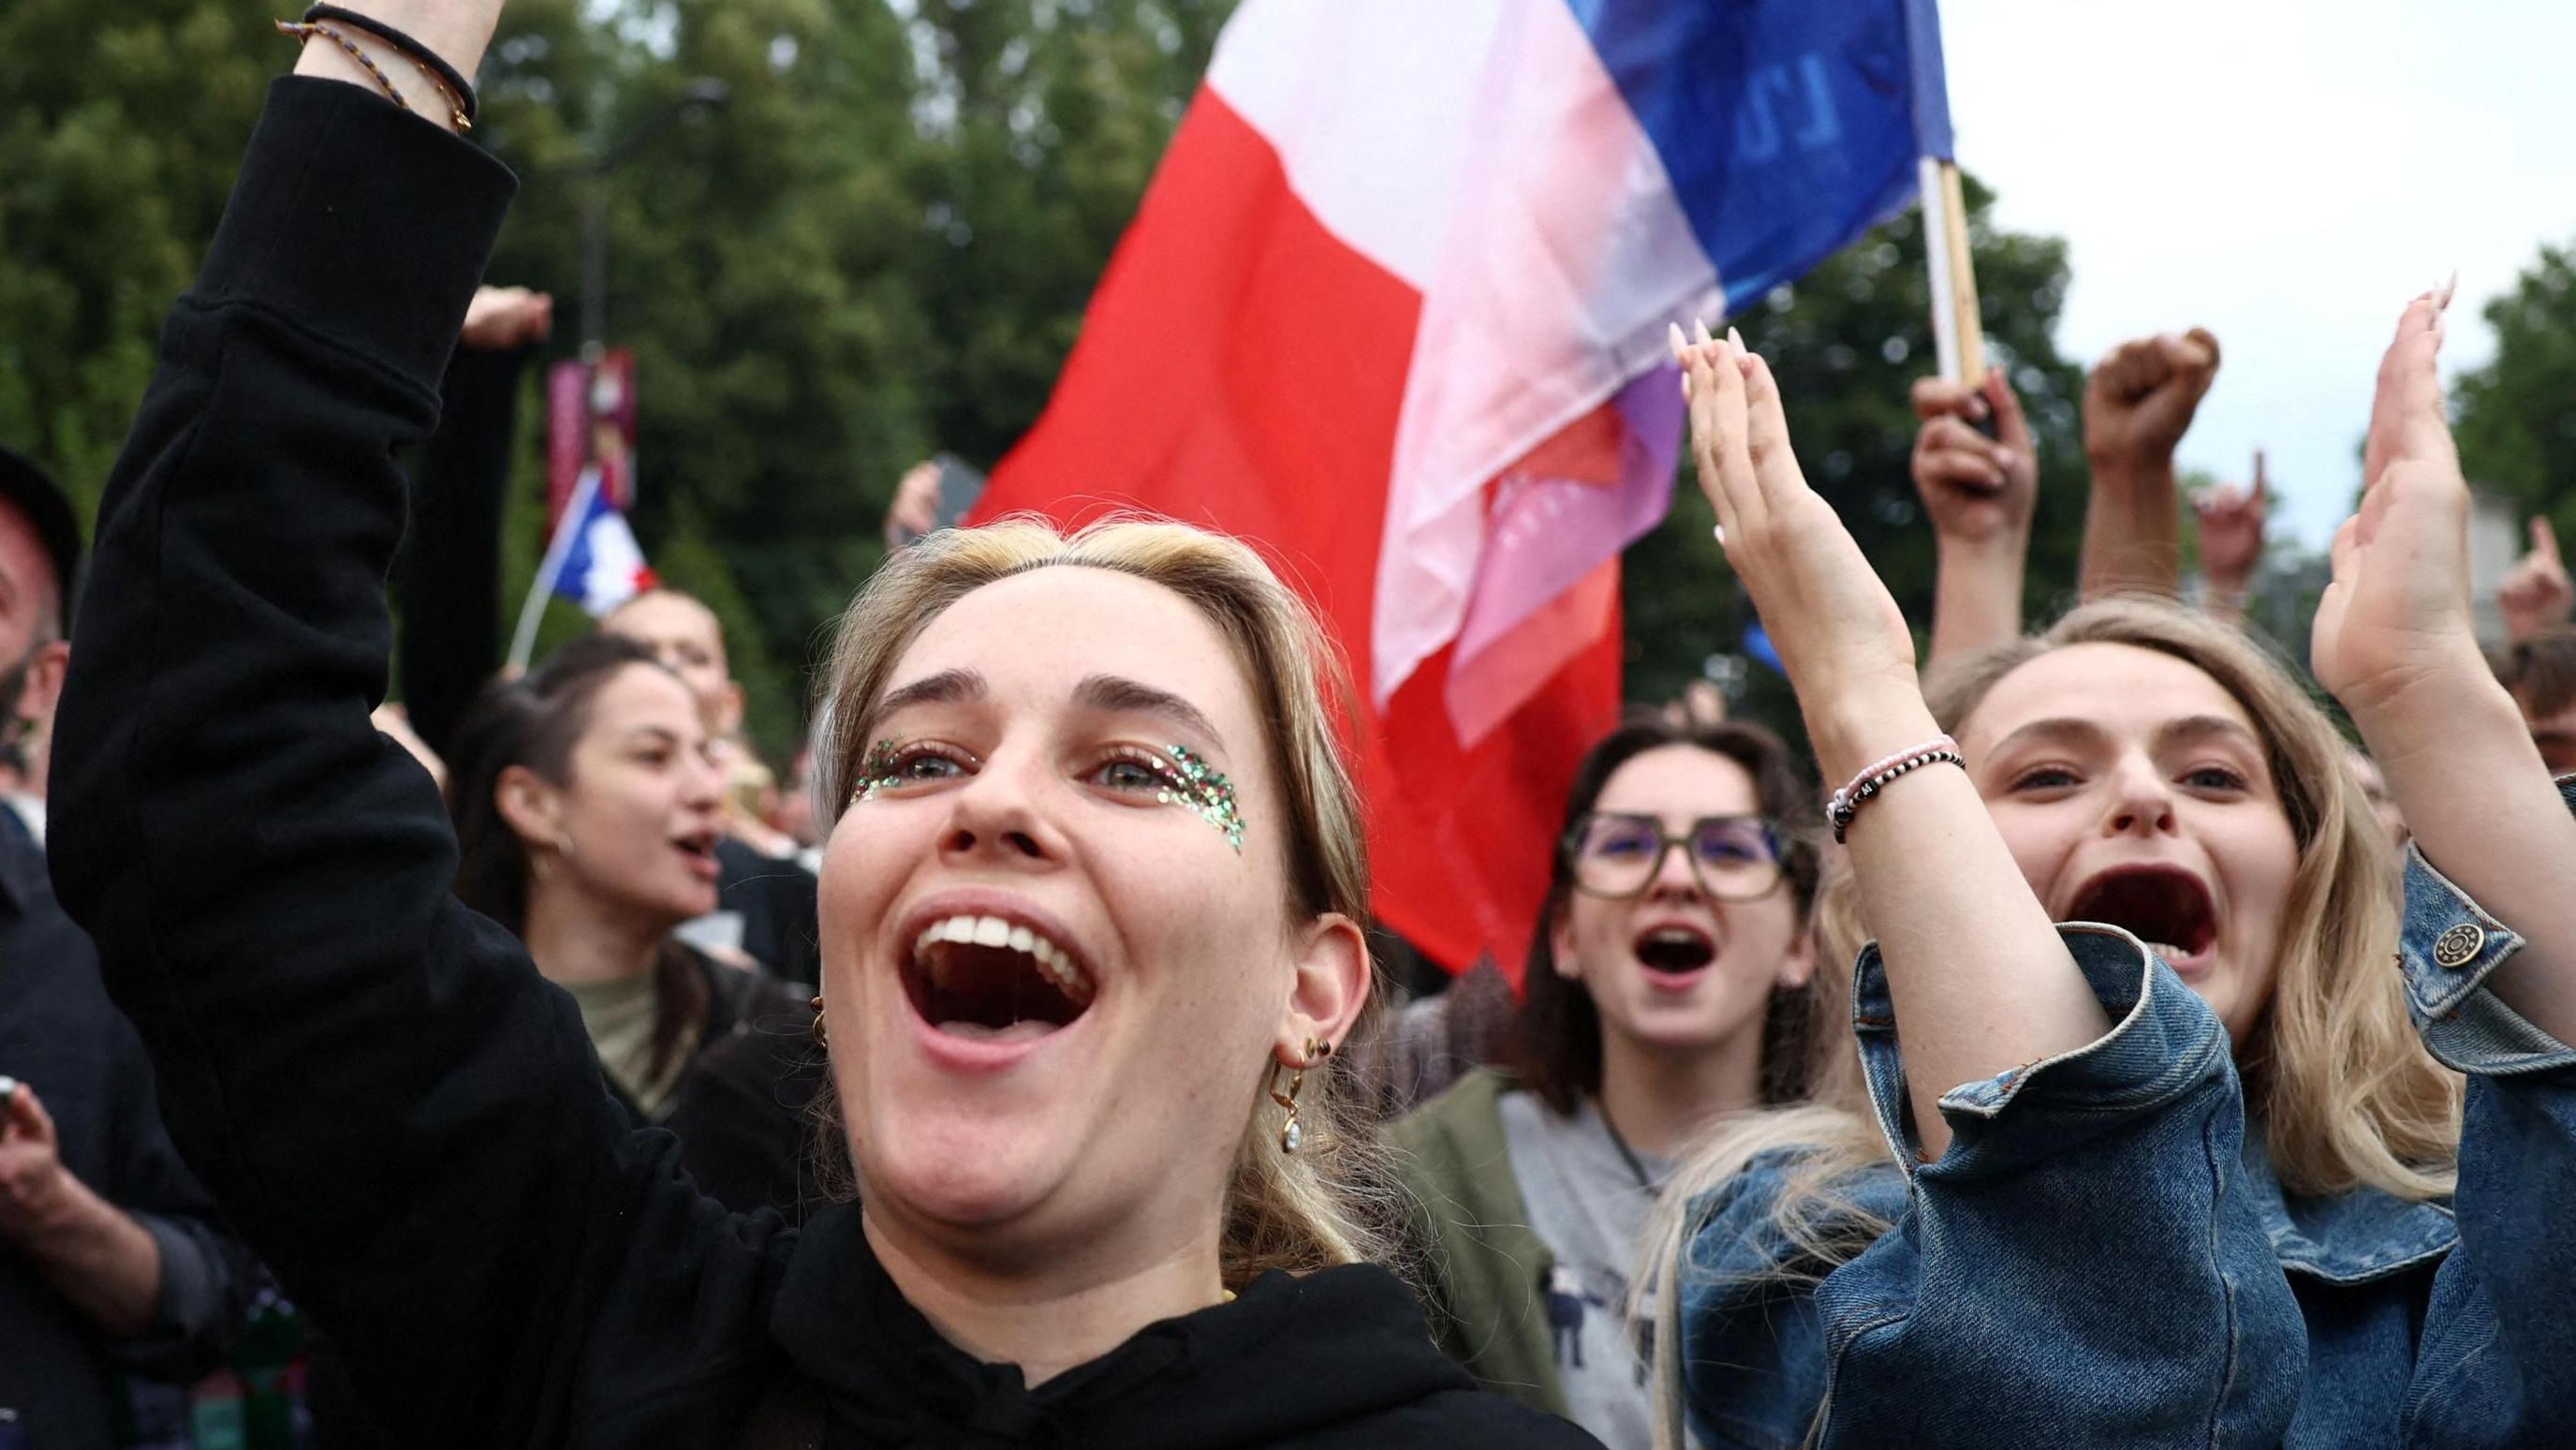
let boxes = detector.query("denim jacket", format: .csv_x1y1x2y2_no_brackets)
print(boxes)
1678,781,2576,1448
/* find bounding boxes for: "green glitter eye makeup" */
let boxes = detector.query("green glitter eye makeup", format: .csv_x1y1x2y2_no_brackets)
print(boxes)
1158,744,1245,852
852,739,903,803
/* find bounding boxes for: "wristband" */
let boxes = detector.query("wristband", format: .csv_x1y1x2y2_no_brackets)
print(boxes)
302,4,478,126
1827,734,1965,843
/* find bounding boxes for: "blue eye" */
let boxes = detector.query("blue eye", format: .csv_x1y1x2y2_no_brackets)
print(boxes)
892,750,966,782
1095,756,1170,792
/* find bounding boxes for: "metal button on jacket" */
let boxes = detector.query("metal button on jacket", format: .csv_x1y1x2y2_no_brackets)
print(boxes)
2433,923,2485,970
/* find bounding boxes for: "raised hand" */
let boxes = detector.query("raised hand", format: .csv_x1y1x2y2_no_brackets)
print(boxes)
2084,329,2221,470
1910,369,2037,548
2192,451,2270,614
460,286,553,350
1672,322,1917,778
2312,292,2481,718
2498,515,2573,643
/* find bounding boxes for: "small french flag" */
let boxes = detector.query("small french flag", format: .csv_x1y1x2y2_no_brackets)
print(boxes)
551,466,658,616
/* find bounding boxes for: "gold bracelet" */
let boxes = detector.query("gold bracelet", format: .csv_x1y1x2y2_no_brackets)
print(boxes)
275,20,470,131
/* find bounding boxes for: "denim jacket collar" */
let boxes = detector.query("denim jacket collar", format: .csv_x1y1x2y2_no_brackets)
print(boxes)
2236,1120,2454,1285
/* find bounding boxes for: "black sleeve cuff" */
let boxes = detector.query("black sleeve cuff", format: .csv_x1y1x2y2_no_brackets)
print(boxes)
196,76,518,392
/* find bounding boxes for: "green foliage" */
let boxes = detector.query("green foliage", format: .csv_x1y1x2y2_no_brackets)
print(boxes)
2454,241,2576,530
0,0,274,509
467,0,1234,761
8,0,2101,772
1622,177,2090,743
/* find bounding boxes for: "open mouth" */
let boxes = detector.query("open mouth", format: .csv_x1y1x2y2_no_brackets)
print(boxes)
2065,865,2218,969
1632,923,1717,980
671,831,721,880
905,913,1097,1042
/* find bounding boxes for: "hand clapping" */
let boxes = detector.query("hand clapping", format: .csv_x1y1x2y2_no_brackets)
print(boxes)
1671,321,1920,779
2312,289,2482,719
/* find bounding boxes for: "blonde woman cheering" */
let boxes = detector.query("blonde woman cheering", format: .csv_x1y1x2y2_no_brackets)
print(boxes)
1644,305,2576,1448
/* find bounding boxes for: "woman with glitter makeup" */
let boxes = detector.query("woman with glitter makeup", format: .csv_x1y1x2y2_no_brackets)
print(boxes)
1631,313,2576,1448
45,7,1600,1445
1392,716,1818,1449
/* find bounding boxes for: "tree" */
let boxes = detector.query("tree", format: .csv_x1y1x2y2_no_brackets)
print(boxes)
2453,242,2576,525
0,0,274,510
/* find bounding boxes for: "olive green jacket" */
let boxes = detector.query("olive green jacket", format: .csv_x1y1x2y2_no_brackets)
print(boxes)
1389,1067,1568,1420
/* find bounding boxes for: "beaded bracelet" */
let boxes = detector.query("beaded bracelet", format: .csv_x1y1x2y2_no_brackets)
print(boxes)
302,4,478,125
1825,733,1965,843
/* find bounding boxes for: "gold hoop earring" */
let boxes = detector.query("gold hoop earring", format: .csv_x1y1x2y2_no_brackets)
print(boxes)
809,995,828,1052
1269,1036,1332,1153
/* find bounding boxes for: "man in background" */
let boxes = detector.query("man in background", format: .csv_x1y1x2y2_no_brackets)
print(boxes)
1,445,253,1446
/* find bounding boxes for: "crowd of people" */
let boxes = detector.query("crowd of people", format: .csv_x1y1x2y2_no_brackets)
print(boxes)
7,7,2576,1449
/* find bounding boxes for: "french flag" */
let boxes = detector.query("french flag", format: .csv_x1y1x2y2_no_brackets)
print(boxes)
975,0,1954,974
550,466,658,616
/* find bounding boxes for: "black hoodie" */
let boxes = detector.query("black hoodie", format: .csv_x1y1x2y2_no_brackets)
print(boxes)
758,1203,1594,1448
50,80,1598,1450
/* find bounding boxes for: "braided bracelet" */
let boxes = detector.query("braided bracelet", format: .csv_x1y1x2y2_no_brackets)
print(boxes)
300,4,477,127
276,21,420,118
1826,733,1965,843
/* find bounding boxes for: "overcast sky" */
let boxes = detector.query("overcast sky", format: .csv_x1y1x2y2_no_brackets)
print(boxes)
1939,0,2576,547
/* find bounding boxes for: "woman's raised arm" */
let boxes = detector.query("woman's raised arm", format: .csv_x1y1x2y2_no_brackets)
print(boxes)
1674,324,2101,1156
47,51,776,1445
2313,292,2576,1445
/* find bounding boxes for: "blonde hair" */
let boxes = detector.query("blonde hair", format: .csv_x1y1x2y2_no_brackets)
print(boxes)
812,515,1397,1285
1641,598,2460,1447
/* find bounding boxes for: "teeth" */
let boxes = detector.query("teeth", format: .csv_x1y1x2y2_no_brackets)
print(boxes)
907,913,1096,1003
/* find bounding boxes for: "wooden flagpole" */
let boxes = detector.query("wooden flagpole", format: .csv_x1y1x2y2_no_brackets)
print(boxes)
1919,156,1987,388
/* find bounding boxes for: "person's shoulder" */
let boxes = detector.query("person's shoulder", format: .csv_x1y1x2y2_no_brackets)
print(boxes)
1684,1143,1906,1285
1391,1064,1520,1146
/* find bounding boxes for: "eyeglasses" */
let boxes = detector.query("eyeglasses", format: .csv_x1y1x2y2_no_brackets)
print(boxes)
1564,812,1787,901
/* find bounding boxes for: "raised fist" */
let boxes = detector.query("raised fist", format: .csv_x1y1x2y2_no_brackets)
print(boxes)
2084,329,2220,472
1910,368,2037,548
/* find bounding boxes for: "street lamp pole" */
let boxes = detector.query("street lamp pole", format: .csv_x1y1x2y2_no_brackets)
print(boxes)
578,77,730,360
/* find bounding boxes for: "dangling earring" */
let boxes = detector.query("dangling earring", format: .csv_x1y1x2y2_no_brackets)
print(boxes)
809,995,828,1051
1269,1036,1332,1153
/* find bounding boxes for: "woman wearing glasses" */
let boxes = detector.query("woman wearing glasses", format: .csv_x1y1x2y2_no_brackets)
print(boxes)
1392,717,1820,1450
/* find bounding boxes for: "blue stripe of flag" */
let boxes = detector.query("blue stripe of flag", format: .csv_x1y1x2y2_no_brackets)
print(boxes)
1566,0,1956,314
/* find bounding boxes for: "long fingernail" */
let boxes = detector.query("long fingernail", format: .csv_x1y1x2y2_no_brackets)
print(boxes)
1712,524,1727,546
1726,325,1747,353
1693,318,1715,346
1668,321,1688,361
1680,371,1693,400
2435,269,2458,312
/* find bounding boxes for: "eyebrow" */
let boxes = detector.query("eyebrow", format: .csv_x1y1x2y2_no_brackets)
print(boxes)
622,725,686,748
1073,673,1226,751
1991,715,2262,756
2153,715,2264,753
876,668,988,720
